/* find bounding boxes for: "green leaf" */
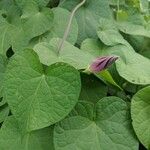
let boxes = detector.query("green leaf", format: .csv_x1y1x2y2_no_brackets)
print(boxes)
54,97,138,150
117,21,150,38
96,70,123,90
0,116,54,150
34,38,94,69
97,18,129,46
81,39,150,85
50,7,78,44
116,8,150,38
131,86,150,149
4,49,81,132
81,38,134,57
59,0,113,44
79,74,107,103
11,26,29,52
30,7,78,46
21,7,54,39
12,6,79,52
12,4,54,52
116,50,150,85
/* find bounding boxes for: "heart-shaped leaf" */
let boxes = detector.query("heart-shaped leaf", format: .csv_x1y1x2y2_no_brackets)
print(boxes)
4,49,81,132
54,97,138,150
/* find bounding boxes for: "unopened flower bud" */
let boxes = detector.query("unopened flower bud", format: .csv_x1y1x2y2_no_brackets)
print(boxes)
89,56,119,73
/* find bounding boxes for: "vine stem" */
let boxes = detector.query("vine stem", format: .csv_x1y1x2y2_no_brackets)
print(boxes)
57,0,86,53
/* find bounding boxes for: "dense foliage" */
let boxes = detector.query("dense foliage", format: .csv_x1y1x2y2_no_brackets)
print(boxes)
0,0,150,149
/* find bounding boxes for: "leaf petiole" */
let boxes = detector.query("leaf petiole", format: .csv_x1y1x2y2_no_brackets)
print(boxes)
57,0,86,53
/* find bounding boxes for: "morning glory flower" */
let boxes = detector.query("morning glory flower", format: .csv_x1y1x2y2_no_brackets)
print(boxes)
89,56,119,73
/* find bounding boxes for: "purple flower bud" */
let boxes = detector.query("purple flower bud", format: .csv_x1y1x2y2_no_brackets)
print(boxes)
89,56,119,73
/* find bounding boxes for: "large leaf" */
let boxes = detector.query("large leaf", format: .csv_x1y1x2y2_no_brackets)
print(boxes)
0,116,54,150
54,97,138,150
4,49,81,132
81,39,150,85
34,38,94,69
59,0,113,44
131,86,150,149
